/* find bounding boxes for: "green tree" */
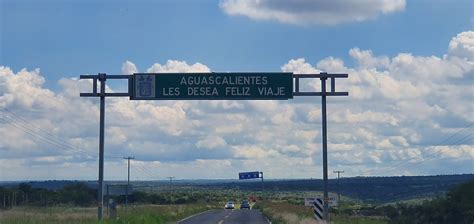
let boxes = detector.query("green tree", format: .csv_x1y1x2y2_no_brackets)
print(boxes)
60,183,96,206
385,180,474,224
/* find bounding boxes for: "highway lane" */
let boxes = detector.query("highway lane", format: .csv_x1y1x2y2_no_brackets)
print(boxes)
178,209,269,224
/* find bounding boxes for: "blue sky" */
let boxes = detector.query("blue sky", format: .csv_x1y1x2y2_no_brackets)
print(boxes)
2,0,471,87
0,0,473,180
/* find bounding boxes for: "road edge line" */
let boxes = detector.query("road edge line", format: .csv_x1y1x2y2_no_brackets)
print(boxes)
255,209,272,224
176,209,215,223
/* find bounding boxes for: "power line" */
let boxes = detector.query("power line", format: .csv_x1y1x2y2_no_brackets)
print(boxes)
0,110,97,157
363,123,474,176
1,109,165,183
395,134,473,172
381,132,473,175
0,110,122,160
2,108,92,152
133,162,158,180
0,115,97,158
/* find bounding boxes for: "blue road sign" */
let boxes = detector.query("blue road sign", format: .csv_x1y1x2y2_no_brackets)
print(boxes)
239,171,261,180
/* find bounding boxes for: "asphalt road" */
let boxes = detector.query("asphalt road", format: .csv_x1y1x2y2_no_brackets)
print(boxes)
178,209,269,224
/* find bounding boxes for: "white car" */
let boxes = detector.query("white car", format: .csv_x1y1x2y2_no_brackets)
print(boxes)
224,201,235,209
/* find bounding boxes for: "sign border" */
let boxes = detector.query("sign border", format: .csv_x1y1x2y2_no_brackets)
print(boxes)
130,72,294,100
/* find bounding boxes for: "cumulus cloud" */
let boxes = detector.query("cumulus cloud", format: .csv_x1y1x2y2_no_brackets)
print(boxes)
146,60,210,73
219,0,406,25
233,145,278,159
448,31,474,61
349,48,390,69
282,31,473,175
196,136,227,149
1,31,473,180
122,60,138,74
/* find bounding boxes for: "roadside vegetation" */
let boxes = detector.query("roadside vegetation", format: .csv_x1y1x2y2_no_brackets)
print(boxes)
0,204,215,224
0,178,472,223
253,180,473,224
378,180,474,224
254,200,388,224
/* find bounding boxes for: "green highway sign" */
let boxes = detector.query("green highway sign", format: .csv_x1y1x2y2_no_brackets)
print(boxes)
131,73,293,100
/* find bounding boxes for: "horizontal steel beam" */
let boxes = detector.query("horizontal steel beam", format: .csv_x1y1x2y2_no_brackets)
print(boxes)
81,92,347,98
81,74,348,79
80,75,130,79
293,74,348,78
293,92,349,96
80,93,130,97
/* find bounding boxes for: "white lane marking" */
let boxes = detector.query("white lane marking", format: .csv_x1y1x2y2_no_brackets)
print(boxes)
176,209,214,223
218,220,224,224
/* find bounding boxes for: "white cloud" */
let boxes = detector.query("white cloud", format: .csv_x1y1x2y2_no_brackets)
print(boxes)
331,110,399,126
233,145,278,159
270,105,294,125
281,58,319,74
448,31,474,61
349,48,390,69
196,136,227,149
122,60,138,74
146,60,210,73
1,31,473,180
219,0,405,25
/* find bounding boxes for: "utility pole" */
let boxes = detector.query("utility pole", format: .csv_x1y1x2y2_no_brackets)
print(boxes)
124,156,134,214
333,170,344,202
167,177,174,190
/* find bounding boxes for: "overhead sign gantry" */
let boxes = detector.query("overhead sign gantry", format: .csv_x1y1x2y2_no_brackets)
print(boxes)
80,72,348,221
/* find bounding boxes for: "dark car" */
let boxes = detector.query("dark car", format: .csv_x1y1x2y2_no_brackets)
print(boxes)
240,200,250,209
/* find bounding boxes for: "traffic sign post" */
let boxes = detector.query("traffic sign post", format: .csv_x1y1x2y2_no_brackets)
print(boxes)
80,72,348,221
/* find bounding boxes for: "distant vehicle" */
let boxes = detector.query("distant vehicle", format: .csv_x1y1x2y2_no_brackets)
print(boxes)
225,201,235,209
240,200,250,209
248,195,257,202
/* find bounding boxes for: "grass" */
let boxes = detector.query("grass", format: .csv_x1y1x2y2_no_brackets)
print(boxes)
0,206,97,224
254,200,389,224
108,204,216,224
331,216,388,224
0,203,217,224
254,200,317,224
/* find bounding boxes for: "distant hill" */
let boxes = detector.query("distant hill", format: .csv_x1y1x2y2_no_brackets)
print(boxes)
1,174,472,203
207,174,474,203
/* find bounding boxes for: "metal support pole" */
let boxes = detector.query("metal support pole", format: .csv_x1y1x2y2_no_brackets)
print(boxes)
321,77,329,221
124,156,134,214
97,73,106,220
260,172,264,192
